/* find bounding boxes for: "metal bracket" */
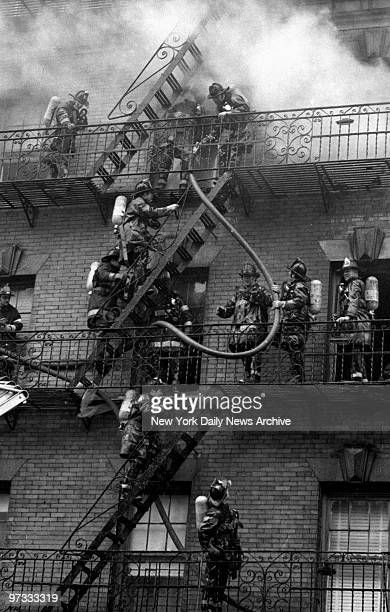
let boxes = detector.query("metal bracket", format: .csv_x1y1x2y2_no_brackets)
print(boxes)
233,174,253,216
86,182,107,225
12,184,35,227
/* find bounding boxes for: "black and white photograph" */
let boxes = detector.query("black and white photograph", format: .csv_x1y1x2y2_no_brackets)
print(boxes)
1,0,390,610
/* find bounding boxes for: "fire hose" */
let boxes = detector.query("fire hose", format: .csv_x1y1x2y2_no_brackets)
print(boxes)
152,173,281,359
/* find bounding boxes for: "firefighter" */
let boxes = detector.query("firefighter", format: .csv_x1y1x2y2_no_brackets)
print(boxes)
150,271,193,384
207,82,250,175
119,388,161,503
87,247,126,330
198,479,243,612
46,90,89,178
217,262,272,383
121,179,178,281
334,258,371,382
273,258,310,382
0,284,23,377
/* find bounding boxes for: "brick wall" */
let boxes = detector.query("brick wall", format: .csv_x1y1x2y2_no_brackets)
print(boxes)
1,409,388,550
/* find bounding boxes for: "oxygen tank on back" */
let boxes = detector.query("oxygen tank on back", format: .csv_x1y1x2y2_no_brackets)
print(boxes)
112,195,127,226
195,495,208,530
309,279,322,315
365,276,379,314
43,96,60,128
86,261,100,293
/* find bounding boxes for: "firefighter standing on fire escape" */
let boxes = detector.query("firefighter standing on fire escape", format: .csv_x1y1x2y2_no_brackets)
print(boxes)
206,82,250,176
196,479,243,612
0,284,23,378
44,90,89,178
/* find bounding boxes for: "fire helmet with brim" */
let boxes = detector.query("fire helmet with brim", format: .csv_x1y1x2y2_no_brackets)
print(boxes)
208,82,228,99
102,247,120,263
0,284,12,296
135,179,154,196
338,257,359,272
208,478,231,506
69,90,89,107
239,262,259,278
287,258,310,282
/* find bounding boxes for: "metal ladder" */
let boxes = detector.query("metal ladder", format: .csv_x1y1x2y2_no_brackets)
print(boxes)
41,430,206,611
73,172,233,386
92,6,221,191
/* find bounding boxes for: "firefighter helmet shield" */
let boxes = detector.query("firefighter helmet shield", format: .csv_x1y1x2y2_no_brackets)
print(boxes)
341,257,359,272
102,247,120,262
208,82,228,99
208,478,231,506
288,258,309,281
0,284,12,296
135,179,153,196
239,262,259,278
70,90,89,107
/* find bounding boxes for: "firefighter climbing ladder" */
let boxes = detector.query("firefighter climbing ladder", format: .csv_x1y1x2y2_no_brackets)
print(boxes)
92,5,222,191
42,430,206,612
73,171,233,385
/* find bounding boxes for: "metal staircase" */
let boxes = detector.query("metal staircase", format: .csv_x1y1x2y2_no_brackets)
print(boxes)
92,6,221,192
42,430,206,611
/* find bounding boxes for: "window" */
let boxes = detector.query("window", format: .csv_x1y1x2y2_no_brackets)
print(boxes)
129,483,190,552
0,275,35,328
322,486,390,612
0,481,10,546
174,268,209,324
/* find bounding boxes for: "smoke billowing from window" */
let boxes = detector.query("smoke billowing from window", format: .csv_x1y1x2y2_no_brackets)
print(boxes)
0,0,389,126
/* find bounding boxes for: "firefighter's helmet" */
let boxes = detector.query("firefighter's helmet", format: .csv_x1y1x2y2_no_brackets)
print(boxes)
0,284,12,296
70,90,89,107
340,257,359,272
208,478,231,506
288,258,309,281
208,82,228,99
135,179,153,196
239,262,259,278
102,247,120,262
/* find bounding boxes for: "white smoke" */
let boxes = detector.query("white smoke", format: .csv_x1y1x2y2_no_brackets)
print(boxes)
0,0,390,128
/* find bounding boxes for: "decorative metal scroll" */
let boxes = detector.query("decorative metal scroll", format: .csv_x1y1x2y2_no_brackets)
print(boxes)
108,27,192,120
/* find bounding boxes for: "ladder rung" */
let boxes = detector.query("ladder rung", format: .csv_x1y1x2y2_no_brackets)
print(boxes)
188,42,202,61
188,228,204,244
155,89,171,108
177,245,192,262
200,213,216,230
178,58,191,73
96,167,114,185
108,151,126,171
165,262,179,275
143,104,159,121
128,122,149,140
166,74,183,94
120,134,136,151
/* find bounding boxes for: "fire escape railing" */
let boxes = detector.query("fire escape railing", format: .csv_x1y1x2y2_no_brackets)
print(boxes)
2,320,390,391
2,102,390,189
0,549,389,612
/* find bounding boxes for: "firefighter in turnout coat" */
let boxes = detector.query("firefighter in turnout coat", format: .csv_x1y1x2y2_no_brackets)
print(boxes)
47,90,89,178
217,262,272,382
207,82,250,174
335,258,371,382
198,479,243,612
273,258,310,382
121,179,178,281
87,248,126,330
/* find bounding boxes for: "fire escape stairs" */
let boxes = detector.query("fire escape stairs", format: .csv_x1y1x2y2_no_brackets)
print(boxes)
41,430,206,612
91,7,221,193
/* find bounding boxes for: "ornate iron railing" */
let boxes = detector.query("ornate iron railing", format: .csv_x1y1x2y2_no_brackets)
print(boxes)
0,549,388,611
1,102,390,192
1,319,390,391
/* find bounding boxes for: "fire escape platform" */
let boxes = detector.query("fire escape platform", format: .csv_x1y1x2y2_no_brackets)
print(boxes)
234,157,390,200
0,177,101,209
